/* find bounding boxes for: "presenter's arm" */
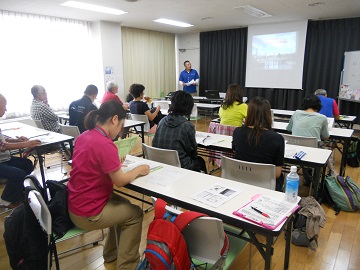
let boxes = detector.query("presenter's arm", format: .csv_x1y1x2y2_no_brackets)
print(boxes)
109,165,150,187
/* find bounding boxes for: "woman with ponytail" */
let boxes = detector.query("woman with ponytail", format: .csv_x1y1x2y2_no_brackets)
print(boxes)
67,100,149,269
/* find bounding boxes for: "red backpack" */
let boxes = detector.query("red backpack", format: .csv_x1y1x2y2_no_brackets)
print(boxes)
140,199,207,270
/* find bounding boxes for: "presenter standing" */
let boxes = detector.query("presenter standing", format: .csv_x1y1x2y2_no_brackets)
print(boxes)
179,60,199,96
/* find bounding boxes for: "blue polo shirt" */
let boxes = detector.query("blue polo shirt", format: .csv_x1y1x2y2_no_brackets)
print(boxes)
179,69,199,93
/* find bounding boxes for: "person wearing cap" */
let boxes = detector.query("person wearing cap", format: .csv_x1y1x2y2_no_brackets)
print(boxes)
69,84,99,133
314,89,340,120
101,81,129,111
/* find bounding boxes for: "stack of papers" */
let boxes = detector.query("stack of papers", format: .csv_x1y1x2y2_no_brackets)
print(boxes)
233,195,299,230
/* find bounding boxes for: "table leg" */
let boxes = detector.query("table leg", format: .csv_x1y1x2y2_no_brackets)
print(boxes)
340,139,350,176
264,235,273,270
36,148,48,202
141,124,145,144
284,216,293,270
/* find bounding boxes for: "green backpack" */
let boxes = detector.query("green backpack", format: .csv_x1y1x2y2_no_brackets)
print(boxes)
347,138,360,167
325,175,360,212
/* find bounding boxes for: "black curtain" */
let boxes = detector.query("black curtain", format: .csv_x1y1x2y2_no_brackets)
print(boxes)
200,17,360,123
199,28,247,96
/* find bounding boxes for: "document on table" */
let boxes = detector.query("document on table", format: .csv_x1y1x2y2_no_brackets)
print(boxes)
233,195,299,230
191,183,242,208
3,127,49,140
195,133,223,146
123,157,187,187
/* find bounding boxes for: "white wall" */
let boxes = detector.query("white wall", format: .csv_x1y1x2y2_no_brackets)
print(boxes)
175,33,200,91
90,21,125,102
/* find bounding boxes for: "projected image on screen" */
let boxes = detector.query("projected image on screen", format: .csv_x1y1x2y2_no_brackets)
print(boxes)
252,32,297,70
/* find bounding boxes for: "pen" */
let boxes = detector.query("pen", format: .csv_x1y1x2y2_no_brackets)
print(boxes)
202,135,210,143
251,206,270,218
150,165,163,173
28,133,49,139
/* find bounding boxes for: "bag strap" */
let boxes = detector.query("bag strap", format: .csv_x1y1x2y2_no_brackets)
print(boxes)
154,198,167,220
174,211,208,232
336,176,357,210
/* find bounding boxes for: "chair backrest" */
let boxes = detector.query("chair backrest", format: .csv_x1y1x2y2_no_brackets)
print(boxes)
208,121,237,136
17,118,37,127
279,133,318,148
221,156,276,190
327,117,334,130
142,143,181,167
33,119,45,129
28,189,52,236
190,103,198,118
153,197,227,265
130,114,151,132
59,124,80,141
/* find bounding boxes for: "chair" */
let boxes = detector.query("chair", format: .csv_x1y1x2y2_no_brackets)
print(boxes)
279,133,318,195
208,121,237,168
130,114,155,143
190,103,203,128
17,118,37,127
279,133,318,148
24,175,104,256
142,143,181,167
33,119,45,129
152,197,244,269
59,124,80,142
221,156,276,190
27,188,59,270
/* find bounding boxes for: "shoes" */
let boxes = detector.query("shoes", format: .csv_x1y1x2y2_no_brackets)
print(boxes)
0,201,23,209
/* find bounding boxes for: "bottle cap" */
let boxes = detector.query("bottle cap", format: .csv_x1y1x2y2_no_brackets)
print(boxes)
290,166,297,172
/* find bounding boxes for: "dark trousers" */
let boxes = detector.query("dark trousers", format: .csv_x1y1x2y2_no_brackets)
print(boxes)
149,108,164,128
192,156,208,174
0,157,33,203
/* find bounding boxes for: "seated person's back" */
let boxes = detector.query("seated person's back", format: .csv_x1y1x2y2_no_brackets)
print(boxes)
152,91,207,173
286,95,329,142
128,83,163,128
219,84,247,127
69,84,98,133
232,96,284,191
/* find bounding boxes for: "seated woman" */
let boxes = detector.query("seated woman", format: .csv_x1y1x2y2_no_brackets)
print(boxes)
232,96,284,191
219,84,248,127
67,100,150,269
128,84,163,131
152,91,207,173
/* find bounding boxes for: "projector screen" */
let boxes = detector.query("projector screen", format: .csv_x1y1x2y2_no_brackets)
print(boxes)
245,21,308,89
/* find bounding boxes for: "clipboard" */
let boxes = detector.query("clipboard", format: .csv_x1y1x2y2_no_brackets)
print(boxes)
232,194,300,230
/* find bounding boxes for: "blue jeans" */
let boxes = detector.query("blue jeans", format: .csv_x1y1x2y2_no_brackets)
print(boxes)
0,156,33,203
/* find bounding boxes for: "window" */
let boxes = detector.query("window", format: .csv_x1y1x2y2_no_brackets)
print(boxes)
0,11,97,118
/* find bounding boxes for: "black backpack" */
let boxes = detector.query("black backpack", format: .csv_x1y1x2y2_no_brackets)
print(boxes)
3,187,49,270
46,180,74,239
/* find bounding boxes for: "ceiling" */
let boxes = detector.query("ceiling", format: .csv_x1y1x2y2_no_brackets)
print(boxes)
0,0,359,34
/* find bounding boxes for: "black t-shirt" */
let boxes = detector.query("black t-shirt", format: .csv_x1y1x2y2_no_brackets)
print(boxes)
129,100,150,115
232,126,284,166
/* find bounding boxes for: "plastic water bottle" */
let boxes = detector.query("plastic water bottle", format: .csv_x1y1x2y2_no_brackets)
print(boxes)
285,166,299,203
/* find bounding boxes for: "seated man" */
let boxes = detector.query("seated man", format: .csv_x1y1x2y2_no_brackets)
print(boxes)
129,84,163,131
0,94,41,209
101,81,129,111
30,85,61,132
69,84,98,133
314,89,340,120
286,94,337,179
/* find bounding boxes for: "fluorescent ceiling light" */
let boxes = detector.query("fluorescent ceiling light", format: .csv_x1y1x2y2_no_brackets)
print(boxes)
154,18,193,28
61,1,127,15
234,5,272,18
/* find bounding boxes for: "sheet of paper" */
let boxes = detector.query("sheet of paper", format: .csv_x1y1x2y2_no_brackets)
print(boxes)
145,168,187,187
234,195,298,227
195,133,223,146
185,79,195,86
114,136,138,158
191,184,242,208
